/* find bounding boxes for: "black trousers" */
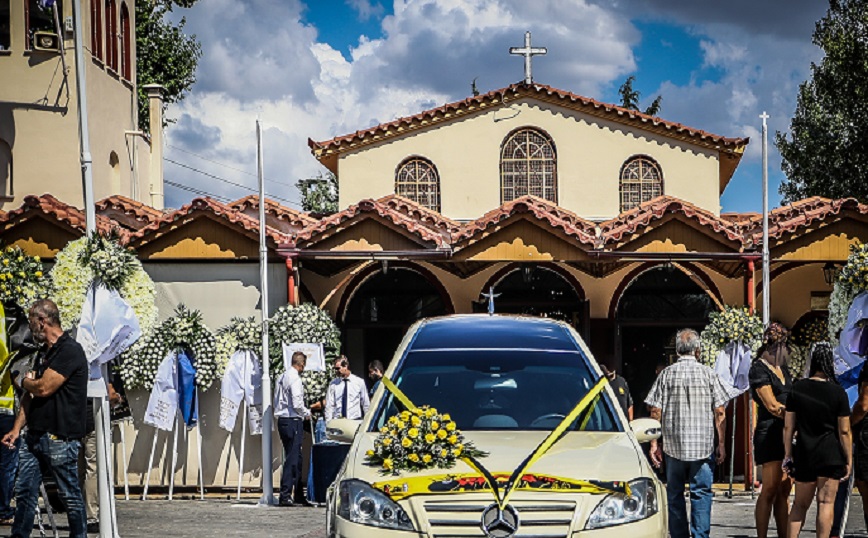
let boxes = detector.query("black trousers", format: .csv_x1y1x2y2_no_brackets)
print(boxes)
277,417,304,503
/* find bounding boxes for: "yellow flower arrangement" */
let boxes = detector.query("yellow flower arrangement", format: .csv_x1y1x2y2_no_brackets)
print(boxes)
699,305,764,367
365,405,487,475
0,245,50,311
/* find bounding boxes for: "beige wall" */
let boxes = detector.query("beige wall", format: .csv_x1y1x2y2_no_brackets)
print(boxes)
757,264,832,328
338,99,722,220
0,0,152,209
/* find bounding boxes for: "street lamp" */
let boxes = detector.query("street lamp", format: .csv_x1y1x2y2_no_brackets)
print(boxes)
823,262,839,286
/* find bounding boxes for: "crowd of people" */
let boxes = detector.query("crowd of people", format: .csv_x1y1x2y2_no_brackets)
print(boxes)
644,323,861,538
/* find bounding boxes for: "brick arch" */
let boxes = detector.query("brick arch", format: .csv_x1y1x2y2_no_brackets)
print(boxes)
336,261,454,325
608,261,723,320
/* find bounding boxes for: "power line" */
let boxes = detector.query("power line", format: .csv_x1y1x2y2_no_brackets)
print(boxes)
164,158,301,207
166,144,299,189
164,179,232,203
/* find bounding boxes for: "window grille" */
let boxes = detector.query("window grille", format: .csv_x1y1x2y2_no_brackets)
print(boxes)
395,158,441,212
500,128,557,204
619,156,663,212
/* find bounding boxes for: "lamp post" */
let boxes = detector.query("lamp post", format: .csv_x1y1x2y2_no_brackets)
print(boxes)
823,262,839,287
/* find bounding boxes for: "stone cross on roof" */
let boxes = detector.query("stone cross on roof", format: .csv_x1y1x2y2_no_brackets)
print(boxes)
509,31,547,85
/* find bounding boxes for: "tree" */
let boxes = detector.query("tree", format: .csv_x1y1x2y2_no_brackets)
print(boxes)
618,76,663,116
296,172,338,214
136,0,202,131
776,0,868,203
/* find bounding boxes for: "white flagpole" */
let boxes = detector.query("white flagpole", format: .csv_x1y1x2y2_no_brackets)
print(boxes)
117,422,129,500
196,390,205,500
169,414,179,501
257,120,276,506
761,111,770,327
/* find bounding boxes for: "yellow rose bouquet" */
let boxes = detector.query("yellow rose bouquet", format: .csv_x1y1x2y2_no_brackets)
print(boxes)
365,406,487,475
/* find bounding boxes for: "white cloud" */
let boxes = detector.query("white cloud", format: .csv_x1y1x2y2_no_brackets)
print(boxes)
347,0,385,21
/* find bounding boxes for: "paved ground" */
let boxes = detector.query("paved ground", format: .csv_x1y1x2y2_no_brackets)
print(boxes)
13,491,868,537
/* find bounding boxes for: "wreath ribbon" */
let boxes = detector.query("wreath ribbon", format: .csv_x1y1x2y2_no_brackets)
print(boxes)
380,375,615,508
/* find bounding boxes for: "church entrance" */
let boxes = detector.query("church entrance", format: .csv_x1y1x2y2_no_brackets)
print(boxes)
341,265,451,376
615,265,718,418
474,264,588,338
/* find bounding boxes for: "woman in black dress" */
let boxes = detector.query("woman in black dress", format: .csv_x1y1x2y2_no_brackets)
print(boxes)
783,342,852,538
749,323,793,538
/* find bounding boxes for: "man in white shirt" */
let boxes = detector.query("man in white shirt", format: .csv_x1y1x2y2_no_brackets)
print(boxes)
274,351,310,507
325,356,370,421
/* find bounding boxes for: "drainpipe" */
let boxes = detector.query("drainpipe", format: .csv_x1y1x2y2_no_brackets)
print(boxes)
285,256,297,306
745,259,756,314
143,84,164,209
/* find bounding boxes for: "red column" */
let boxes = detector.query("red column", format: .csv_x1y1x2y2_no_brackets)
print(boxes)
286,257,297,306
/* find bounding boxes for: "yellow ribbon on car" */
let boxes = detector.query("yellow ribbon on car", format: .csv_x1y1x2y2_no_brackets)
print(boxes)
379,375,617,508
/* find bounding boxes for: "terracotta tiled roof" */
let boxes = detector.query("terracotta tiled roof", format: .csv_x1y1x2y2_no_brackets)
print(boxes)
2,194,118,238
229,195,317,228
376,194,462,235
740,196,868,246
310,82,748,161
129,197,289,246
599,195,744,247
452,195,598,247
96,195,164,231
289,198,451,249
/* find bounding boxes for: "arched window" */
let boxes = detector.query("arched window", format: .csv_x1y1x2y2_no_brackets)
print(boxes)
619,155,663,212
90,0,102,60
500,128,557,204
119,2,131,79
105,0,117,71
395,157,441,212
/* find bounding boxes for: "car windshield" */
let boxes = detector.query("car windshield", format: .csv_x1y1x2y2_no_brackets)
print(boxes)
370,348,622,432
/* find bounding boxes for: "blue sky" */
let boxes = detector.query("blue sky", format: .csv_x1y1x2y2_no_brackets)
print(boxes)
164,0,828,215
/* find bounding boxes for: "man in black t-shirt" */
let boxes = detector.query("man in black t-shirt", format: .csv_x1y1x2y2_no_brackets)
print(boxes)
601,364,633,420
1,299,88,538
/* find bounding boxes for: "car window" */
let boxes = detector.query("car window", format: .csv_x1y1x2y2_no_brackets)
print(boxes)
370,349,622,432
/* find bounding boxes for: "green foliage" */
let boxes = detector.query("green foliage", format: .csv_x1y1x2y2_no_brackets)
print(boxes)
136,0,202,131
618,76,663,116
296,171,338,214
776,0,868,203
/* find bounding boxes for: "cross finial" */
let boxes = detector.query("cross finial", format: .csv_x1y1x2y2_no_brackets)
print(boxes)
509,31,547,85
481,286,501,315
759,111,769,125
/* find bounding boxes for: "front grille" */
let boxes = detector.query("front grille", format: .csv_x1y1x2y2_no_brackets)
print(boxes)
422,498,577,538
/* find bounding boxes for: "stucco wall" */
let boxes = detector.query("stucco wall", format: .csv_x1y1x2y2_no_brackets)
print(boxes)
337,99,722,219
0,0,151,209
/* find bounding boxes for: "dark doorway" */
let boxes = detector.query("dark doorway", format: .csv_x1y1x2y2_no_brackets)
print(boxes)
616,265,717,418
474,264,588,338
342,267,449,376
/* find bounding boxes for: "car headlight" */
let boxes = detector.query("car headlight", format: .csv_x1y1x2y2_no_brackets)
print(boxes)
585,477,658,529
337,479,415,531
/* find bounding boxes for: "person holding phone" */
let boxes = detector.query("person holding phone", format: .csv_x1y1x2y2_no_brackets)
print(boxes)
783,342,852,538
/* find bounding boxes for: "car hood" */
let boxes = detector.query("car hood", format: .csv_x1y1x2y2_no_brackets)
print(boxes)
346,430,645,485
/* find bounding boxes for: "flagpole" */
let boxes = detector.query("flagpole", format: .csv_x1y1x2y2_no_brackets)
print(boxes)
761,111,770,327
257,120,275,506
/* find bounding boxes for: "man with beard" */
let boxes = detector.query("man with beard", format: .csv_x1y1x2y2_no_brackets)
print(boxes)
1,299,88,538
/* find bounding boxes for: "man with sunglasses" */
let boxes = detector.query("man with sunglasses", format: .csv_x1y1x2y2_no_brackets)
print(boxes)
2,299,88,538
324,356,370,421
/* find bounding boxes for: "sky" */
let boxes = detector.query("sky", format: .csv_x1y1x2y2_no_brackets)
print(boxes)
161,0,829,215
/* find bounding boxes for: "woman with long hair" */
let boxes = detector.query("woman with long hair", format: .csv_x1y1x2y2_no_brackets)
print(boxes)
784,342,852,538
749,322,793,538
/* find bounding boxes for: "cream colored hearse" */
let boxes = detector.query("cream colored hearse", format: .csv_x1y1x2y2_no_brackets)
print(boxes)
325,315,665,537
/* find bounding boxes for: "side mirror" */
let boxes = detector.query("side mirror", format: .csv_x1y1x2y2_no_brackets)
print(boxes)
629,418,662,443
326,418,361,443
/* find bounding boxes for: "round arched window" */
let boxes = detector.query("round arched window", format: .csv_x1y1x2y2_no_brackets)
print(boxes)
619,156,663,212
395,157,441,212
500,128,557,204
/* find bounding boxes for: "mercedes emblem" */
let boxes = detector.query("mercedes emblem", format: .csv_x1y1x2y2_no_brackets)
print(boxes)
480,503,520,538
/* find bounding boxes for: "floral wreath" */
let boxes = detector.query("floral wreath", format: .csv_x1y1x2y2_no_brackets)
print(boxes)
215,316,262,376
120,305,218,391
0,245,50,312
365,406,486,475
829,242,868,345
699,306,764,367
268,303,341,410
50,232,157,333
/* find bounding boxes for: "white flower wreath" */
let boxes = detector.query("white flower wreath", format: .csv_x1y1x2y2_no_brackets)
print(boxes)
699,306,764,368
120,305,218,391
215,316,262,376
269,303,341,408
50,234,157,333
829,243,868,345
